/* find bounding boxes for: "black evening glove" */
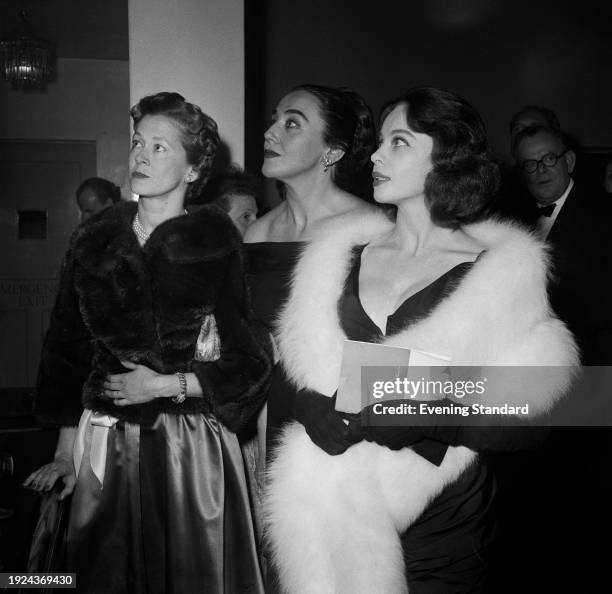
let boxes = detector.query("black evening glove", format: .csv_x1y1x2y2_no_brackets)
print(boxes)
293,389,363,455
346,398,459,451
362,424,460,451
350,398,547,453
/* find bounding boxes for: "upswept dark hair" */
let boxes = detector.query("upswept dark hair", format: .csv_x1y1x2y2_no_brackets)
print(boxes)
130,92,219,201
76,177,121,204
195,165,262,211
380,86,500,229
291,84,376,197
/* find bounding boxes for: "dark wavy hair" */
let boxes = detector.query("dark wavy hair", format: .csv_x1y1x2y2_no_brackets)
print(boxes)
130,92,219,201
380,87,500,229
76,177,121,204
291,84,376,197
195,165,262,211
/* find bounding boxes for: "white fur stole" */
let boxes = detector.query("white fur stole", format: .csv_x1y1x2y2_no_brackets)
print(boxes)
266,212,578,593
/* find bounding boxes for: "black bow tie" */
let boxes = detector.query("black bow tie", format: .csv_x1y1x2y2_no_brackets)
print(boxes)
537,203,556,217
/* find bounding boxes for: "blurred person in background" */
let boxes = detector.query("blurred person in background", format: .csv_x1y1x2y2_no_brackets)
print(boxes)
197,166,261,236
75,177,122,221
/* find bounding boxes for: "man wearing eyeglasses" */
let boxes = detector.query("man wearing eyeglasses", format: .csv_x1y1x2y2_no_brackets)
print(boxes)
512,124,612,590
515,123,611,363
514,125,575,239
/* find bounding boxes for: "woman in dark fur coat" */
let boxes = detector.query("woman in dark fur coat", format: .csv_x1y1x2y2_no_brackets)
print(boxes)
24,92,271,593
265,88,578,592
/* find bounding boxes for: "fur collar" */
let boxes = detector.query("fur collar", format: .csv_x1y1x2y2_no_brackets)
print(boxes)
276,212,577,412
43,201,255,428
72,201,240,273
266,211,578,593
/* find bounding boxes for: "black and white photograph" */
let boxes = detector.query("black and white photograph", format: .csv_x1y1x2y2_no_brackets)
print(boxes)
1,1,611,592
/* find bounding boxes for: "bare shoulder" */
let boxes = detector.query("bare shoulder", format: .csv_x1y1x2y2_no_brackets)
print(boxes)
342,194,379,215
328,193,381,222
310,195,385,236
243,208,277,243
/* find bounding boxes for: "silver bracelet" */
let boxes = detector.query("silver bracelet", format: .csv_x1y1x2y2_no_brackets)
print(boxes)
172,372,187,404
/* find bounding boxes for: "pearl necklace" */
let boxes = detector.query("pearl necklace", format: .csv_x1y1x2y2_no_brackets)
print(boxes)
133,209,188,246
132,212,150,245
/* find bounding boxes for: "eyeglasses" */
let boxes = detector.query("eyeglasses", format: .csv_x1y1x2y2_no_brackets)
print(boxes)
520,150,568,174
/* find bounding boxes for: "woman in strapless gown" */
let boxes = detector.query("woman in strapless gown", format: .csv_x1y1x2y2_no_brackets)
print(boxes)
243,86,381,591
265,87,578,593
243,84,381,450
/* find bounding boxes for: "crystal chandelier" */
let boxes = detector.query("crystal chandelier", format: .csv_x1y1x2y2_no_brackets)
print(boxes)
0,10,53,89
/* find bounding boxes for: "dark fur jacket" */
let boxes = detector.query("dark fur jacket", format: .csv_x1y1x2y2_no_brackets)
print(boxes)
36,201,271,431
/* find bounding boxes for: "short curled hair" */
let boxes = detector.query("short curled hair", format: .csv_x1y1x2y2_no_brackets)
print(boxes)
130,92,219,201
380,87,500,229
291,84,376,197
76,177,121,204
195,165,262,211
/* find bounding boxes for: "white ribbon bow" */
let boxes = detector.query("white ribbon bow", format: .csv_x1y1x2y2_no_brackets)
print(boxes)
73,410,118,488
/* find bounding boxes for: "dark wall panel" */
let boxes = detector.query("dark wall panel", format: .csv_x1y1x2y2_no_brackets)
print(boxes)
252,0,612,170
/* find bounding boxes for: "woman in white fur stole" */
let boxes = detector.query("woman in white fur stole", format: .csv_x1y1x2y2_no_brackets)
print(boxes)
265,87,578,593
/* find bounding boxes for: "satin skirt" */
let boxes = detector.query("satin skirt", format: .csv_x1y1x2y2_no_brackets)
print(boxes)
66,412,264,594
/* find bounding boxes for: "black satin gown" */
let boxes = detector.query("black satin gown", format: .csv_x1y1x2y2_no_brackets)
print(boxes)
339,246,495,592
66,412,264,594
243,242,305,451
243,241,306,593
243,242,305,334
